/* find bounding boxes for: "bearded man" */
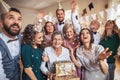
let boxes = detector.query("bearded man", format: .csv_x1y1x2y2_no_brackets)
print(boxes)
0,8,22,80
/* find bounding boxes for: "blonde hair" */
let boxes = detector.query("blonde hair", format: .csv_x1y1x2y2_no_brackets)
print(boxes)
63,24,76,35
101,20,119,40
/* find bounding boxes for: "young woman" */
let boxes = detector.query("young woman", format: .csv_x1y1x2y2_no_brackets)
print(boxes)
21,24,45,80
99,20,119,80
70,28,112,80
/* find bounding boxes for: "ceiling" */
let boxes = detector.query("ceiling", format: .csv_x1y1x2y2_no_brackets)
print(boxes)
4,0,67,10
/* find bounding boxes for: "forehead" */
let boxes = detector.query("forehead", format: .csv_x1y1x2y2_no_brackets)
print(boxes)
5,11,21,18
46,22,52,25
81,29,89,33
57,10,64,14
53,34,62,39
66,27,73,31
35,32,43,37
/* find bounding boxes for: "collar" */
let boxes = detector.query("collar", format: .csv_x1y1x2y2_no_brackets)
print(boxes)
0,33,18,43
59,22,64,25
92,32,97,34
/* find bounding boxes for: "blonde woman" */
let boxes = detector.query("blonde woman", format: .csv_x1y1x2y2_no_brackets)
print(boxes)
99,20,119,80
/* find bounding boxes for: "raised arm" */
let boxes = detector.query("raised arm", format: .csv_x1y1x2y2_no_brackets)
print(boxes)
71,0,81,34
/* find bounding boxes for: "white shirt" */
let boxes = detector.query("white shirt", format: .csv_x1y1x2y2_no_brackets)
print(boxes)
56,22,65,33
0,33,20,59
93,32,101,44
71,12,81,34
40,46,75,74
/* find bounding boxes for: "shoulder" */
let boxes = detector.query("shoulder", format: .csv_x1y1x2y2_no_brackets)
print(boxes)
76,45,83,51
92,44,104,49
22,44,31,49
62,46,69,52
44,46,52,50
92,44,104,54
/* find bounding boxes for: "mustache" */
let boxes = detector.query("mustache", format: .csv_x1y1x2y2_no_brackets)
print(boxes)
10,23,20,28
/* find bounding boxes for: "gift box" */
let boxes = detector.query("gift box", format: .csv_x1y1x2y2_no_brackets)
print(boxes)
53,61,73,76
53,75,80,80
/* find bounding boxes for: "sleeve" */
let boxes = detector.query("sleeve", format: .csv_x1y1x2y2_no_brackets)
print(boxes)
0,51,9,80
40,48,49,75
21,44,32,68
96,45,108,66
96,45,104,55
66,48,76,71
71,12,81,34
76,48,82,67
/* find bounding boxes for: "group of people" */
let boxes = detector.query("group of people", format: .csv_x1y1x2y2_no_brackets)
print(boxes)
0,1,120,80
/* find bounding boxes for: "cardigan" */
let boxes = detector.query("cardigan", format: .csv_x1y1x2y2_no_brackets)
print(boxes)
0,34,22,80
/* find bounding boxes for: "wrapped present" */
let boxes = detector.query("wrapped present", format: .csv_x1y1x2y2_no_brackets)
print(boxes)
53,75,80,80
53,61,73,76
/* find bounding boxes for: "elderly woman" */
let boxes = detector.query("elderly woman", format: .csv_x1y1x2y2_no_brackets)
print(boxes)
63,24,79,53
40,31,76,80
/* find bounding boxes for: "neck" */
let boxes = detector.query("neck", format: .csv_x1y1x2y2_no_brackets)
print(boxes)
2,29,16,38
47,32,53,35
83,42,91,50
53,46,62,56
54,46,61,51
32,44,37,49
67,38,74,43
106,30,112,37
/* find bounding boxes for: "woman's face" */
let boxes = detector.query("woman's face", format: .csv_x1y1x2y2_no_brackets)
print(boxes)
52,34,63,49
45,22,54,33
65,28,74,39
80,29,91,44
34,32,43,45
105,21,114,30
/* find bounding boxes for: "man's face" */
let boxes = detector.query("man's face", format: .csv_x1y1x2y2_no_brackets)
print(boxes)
2,11,22,36
56,10,65,22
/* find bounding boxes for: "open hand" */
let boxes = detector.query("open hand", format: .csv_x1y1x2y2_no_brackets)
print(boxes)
98,48,112,61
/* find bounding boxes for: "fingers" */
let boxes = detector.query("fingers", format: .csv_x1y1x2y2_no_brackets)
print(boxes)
102,48,109,54
98,48,112,61
106,51,112,58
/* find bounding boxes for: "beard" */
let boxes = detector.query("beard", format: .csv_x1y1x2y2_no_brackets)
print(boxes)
3,23,21,36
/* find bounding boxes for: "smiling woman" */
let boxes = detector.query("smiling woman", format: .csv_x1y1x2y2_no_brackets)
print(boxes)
40,31,76,80
21,24,46,80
